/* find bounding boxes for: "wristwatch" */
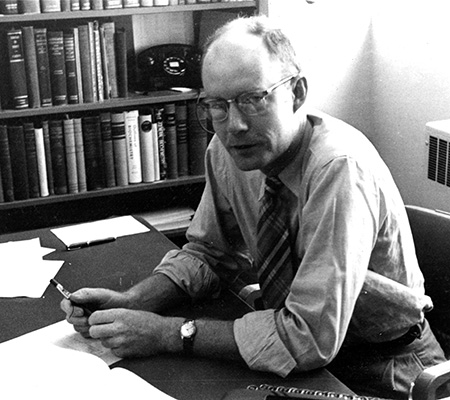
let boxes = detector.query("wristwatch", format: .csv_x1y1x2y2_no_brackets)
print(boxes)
180,319,197,355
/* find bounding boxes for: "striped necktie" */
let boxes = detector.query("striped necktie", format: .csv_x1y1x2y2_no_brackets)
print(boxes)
256,176,294,309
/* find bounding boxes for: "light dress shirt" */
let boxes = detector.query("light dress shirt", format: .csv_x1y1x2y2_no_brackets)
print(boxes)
153,110,432,377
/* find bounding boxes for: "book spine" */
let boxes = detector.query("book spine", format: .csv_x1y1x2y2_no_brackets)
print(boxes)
63,116,79,194
34,126,49,197
82,115,105,190
23,121,40,198
47,30,68,106
60,0,71,11
22,26,41,109
100,112,116,187
124,109,142,183
72,27,84,104
63,30,80,104
87,22,98,102
155,107,167,180
175,101,189,177
49,119,68,195
0,169,4,202
93,21,104,102
110,111,128,186
42,120,55,195
7,28,29,109
115,28,128,98
123,0,139,6
41,0,61,12
103,0,122,9
78,24,94,103
80,0,90,10
7,125,29,200
0,0,18,14
139,112,155,183
34,27,53,107
0,124,15,202
73,117,87,193
163,102,178,179
99,24,110,99
188,100,207,175
91,0,103,9
18,0,40,13
70,0,80,10
151,112,160,180
101,22,118,98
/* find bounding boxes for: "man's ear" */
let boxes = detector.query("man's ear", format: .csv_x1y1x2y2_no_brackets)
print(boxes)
293,76,308,112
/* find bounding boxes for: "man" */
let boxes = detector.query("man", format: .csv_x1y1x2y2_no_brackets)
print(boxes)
61,16,446,399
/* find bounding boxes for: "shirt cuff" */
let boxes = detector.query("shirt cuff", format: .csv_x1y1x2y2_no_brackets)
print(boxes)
233,309,298,377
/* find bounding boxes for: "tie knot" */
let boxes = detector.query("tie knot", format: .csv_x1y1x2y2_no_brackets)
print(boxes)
265,176,283,195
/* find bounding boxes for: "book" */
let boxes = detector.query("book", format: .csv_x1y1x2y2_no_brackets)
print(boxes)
70,0,80,10
80,0,90,9
34,27,53,107
100,112,116,187
151,110,160,180
22,26,41,109
93,21,104,102
0,0,18,14
103,0,123,9
41,0,61,12
7,125,29,200
60,0,71,11
163,103,178,179
63,116,79,194
187,100,207,175
42,120,55,195
73,117,87,193
100,21,118,99
82,115,105,191
49,119,68,195
18,0,40,13
0,124,14,202
91,0,103,9
139,111,155,183
72,27,84,104
7,28,29,109
115,27,128,98
63,30,80,104
155,107,167,180
88,22,98,102
124,109,142,184
23,121,40,198
111,111,128,186
0,169,4,202
47,30,68,106
34,126,49,197
78,24,94,103
123,0,139,6
175,102,189,177
99,24,110,100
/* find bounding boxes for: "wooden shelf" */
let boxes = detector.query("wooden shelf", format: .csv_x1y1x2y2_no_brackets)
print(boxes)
0,1,257,23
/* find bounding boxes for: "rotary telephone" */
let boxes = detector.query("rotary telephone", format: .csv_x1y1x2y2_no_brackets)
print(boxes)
136,43,202,91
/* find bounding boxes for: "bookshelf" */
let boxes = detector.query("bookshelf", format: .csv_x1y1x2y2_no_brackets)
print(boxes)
0,0,261,236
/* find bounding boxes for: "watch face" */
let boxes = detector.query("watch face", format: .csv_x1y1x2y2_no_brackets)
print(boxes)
181,320,196,338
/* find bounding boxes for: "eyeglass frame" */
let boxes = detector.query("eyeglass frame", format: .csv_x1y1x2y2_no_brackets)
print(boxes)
196,74,298,134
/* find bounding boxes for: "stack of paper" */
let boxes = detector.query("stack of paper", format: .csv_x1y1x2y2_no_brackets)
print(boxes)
0,238,63,298
138,207,195,233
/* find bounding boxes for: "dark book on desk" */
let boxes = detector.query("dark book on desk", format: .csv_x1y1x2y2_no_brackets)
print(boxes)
78,24,94,103
0,124,14,202
49,119,68,195
63,116,79,194
7,28,29,109
63,30,80,104
187,100,207,175
22,26,41,108
18,0,40,13
23,122,40,198
100,112,116,188
7,125,29,200
42,120,55,195
34,27,53,107
175,101,189,177
115,28,128,98
163,103,178,179
82,115,105,191
111,111,128,187
0,0,18,14
48,30,68,106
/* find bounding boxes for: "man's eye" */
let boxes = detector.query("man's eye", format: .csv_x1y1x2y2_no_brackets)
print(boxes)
240,95,264,104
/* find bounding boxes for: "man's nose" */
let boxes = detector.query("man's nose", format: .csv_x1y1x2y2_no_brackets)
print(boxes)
226,102,249,134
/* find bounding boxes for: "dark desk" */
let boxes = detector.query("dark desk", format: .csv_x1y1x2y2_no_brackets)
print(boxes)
0,219,354,400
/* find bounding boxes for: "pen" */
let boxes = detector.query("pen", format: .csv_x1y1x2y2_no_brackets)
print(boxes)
66,236,116,251
49,278,96,316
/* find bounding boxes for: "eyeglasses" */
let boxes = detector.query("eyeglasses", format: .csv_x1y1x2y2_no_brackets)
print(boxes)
196,74,297,134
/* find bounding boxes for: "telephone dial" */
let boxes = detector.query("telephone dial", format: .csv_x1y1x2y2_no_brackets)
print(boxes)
136,44,202,91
